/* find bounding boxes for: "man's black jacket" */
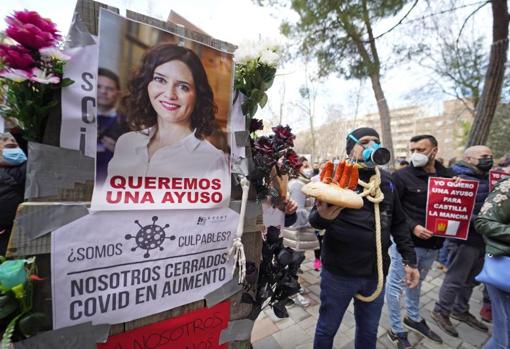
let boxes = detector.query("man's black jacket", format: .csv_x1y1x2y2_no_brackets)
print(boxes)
309,168,416,278
391,161,453,250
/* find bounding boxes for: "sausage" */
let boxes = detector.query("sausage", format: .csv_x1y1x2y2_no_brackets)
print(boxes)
322,161,334,184
333,161,345,184
348,165,359,190
339,163,352,188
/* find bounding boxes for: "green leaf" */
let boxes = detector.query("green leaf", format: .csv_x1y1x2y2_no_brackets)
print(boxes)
61,77,74,87
258,92,268,108
0,293,18,320
18,312,50,337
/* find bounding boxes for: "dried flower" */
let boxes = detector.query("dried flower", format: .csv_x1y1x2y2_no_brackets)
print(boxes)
272,125,295,147
254,136,274,155
250,118,264,133
0,44,34,70
6,10,60,49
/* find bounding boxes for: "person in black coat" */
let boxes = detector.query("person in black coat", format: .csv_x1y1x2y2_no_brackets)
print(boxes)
385,134,453,346
432,145,493,337
0,132,26,255
310,127,418,349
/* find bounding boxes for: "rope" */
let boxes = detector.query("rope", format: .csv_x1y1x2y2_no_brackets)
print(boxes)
356,167,385,302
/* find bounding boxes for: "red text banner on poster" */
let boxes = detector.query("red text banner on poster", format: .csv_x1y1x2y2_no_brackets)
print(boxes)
489,170,510,192
425,177,478,240
97,301,230,349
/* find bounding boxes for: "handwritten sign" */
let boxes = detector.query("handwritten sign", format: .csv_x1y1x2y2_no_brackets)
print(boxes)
425,177,478,240
98,301,230,349
52,208,238,329
489,170,510,192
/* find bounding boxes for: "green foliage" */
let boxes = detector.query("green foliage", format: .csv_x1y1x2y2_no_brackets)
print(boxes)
263,0,410,78
234,59,276,118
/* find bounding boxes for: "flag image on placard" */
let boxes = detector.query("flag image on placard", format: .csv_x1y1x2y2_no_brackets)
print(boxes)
445,220,460,236
435,219,448,234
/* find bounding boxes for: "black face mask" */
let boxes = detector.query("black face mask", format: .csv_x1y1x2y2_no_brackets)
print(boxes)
476,157,493,172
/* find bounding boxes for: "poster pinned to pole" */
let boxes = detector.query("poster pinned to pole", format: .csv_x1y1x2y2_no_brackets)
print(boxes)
425,177,478,240
90,9,234,211
51,207,239,329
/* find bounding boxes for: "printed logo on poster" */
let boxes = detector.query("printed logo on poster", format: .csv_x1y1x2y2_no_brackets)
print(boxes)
489,169,510,192
51,208,239,329
425,177,478,240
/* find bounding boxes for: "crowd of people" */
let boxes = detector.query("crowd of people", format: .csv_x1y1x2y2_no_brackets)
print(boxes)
277,127,510,349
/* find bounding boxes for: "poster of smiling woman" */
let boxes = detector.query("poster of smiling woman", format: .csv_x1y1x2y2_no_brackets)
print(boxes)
91,9,233,211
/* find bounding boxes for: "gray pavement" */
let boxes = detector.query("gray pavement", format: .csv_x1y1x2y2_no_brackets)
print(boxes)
251,251,491,349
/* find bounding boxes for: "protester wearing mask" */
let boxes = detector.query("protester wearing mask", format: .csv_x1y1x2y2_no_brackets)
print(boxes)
431,146,493,337
310,127,418,349
0,133,27,255
385,134,453,347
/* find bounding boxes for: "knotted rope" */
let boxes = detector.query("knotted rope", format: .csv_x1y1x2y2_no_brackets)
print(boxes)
229,176,250,283
356,167,385,302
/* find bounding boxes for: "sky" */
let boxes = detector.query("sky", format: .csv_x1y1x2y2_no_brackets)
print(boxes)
0,0,494,132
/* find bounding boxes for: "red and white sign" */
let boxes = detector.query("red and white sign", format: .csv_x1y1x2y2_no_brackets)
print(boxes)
98,301,230,349
425,177,478,240
489,170,510,192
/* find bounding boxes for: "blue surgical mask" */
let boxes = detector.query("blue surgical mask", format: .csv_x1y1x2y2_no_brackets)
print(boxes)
2,148,27,165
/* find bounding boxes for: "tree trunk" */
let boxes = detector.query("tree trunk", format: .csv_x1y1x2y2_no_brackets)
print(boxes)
309,115,316,163
369,73,395,167
467,0,509,147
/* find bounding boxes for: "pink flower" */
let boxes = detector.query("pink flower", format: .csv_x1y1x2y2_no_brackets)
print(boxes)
0,44,34,70
29,68,60,84
0,68,31,82
6,10,60,49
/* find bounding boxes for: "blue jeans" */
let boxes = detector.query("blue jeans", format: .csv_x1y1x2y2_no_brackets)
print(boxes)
484,284,510,349
386,245,438,333
314,268,384,349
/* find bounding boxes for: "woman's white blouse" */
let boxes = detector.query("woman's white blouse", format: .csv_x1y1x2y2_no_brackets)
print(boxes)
108,128,229,179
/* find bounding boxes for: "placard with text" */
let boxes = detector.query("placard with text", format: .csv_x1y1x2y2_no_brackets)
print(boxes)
489,170,510,192
51,207,238,329
90,10,233,211
425,177,478,240
97,301,230,349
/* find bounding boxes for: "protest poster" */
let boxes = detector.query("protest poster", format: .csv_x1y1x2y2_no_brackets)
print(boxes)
425,177,478,240
60,13,98,158
51,207,238,329
489,169,510,192
98,301,230,349
91,10,233,210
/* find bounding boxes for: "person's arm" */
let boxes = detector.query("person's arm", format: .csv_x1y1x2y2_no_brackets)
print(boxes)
284,199,298,227
475,180,510,244
392,171,432,239
390,185,417,266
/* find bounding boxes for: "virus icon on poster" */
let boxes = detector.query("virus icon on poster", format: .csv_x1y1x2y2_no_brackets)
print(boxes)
125,216,176,258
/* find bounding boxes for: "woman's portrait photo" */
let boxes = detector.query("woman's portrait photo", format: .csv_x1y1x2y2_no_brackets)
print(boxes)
91,11,233,211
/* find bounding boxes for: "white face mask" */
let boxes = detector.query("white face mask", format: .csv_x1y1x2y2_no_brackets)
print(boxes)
410,152,429,167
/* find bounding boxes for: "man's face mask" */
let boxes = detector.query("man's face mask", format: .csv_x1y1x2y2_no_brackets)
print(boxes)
2,147,27,166
348,134,391,167
410,152,429,168
476,156,493,172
